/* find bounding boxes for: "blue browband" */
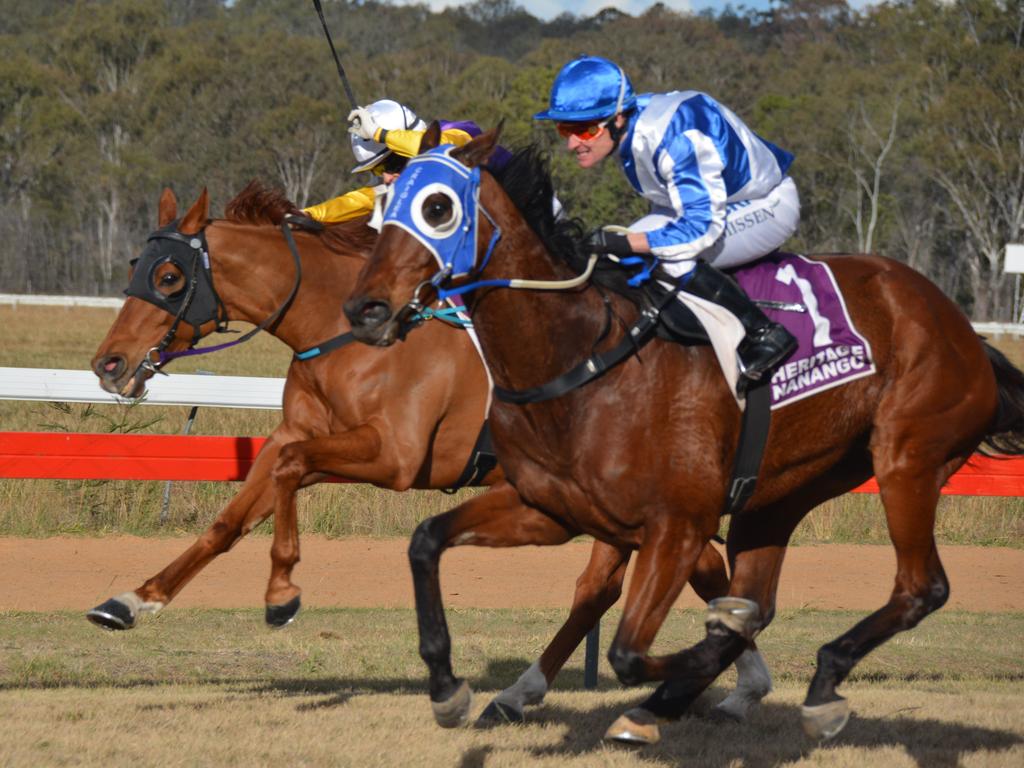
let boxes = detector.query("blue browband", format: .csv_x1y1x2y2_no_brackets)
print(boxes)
381,146,504,299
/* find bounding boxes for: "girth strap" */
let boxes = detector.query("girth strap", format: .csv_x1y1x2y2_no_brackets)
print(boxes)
443,421,498,493
722,379,771,516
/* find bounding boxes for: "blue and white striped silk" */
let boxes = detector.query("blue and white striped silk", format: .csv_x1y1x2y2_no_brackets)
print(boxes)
618,91,794,261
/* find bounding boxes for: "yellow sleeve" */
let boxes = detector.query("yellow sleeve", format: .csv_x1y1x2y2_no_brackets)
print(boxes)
380,127,474,157
303,187,377,223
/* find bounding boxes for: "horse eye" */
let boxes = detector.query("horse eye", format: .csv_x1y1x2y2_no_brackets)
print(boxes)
422,193,454,228
154,268,184,295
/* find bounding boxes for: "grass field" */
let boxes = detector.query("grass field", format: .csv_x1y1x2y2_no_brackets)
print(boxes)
0,607,1021,766
2,305,1023,545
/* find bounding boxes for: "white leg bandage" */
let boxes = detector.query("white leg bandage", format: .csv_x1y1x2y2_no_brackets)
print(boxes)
493,660,548,710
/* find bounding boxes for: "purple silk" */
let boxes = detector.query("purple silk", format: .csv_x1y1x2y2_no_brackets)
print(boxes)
440,119,513,170
733,253,876,409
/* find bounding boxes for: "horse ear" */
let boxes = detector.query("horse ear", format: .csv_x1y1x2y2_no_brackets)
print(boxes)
178,187,210,235
158,187,178,227
419,120,442,154
453,122,503,169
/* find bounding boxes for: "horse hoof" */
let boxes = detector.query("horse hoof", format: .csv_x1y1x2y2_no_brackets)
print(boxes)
708,704,743,724
604,708,662,745
265,596,301,628
801,698,850,739
86,597,136,631
713,691,762,723
432,680,472,729
474,699,524,728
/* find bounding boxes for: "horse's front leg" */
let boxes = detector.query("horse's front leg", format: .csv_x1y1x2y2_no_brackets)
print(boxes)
86,432,287,630
606,499,809,745
601,515,730,744
476,539,631,727
265,425,385,621
477,535,770,727
408,481,575,728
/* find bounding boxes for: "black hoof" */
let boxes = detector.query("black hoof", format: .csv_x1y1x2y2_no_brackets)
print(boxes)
475,700,525,728
265,596,301,628
86,598,135,631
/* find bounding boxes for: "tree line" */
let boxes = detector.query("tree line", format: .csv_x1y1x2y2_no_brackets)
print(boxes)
1,0,1022,320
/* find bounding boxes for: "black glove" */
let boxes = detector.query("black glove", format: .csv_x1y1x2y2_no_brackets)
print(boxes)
587,229,633,256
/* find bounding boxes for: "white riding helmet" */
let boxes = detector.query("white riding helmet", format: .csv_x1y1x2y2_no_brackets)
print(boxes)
351,99,427,173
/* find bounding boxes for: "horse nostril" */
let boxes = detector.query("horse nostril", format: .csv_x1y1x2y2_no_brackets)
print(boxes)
362,302,390,322
345,298,392,328
95,355,126,380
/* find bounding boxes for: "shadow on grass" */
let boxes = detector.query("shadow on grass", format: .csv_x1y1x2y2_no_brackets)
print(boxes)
518,699,1022,768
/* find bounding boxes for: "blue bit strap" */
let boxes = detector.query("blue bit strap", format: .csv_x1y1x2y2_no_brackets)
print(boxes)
411,306,473,326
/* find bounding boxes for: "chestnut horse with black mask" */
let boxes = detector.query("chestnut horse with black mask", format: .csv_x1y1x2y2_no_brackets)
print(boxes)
88,181,767,726
343,125,1024,743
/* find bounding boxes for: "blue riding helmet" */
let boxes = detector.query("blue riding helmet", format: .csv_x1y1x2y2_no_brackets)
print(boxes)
534,56,637,123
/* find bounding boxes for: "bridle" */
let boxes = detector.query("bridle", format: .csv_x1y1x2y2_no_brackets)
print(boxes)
377,147,666,405
381,147,599,323
123,219,302,382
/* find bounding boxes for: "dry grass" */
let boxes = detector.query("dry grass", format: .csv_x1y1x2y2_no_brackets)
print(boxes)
1,684,1020,767
0,608,1021,766
1,306,1022,546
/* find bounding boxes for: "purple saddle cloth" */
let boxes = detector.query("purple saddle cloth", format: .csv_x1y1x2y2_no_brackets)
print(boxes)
733,253,876,409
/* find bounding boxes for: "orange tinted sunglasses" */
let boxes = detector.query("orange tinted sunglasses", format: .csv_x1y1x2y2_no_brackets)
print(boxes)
555,118,611,141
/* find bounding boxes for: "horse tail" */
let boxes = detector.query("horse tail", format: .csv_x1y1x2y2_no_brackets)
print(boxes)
981,341,1024,455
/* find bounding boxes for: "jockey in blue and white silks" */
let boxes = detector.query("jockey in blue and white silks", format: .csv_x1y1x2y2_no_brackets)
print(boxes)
535,55,799,397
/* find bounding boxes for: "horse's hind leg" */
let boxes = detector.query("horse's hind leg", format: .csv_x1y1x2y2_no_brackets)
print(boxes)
802,471,949,739
476,540,631,726
687,543,773,722
86,434,286,630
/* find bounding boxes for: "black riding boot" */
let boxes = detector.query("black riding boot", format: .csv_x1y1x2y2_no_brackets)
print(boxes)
680,261,797,396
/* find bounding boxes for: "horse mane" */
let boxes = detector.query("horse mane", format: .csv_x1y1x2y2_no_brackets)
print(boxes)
224,180,294,225
490,148,645,298
223,179,376,254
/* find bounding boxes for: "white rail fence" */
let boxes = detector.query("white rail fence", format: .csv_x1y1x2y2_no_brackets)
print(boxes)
0,293,123,309
0,367,284,409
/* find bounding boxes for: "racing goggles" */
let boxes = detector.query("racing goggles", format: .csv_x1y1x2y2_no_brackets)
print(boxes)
555,117,612,141
371,153,410,176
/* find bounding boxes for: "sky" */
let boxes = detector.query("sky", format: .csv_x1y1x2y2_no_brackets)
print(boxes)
390,1,803,21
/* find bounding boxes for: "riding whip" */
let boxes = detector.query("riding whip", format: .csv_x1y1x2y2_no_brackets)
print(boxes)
311,0,358,110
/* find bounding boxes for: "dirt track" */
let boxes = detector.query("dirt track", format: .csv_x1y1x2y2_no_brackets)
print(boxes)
2,536,1021,612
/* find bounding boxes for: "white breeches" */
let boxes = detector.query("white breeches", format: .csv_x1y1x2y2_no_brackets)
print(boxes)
631,176,801,278
630,177,800,402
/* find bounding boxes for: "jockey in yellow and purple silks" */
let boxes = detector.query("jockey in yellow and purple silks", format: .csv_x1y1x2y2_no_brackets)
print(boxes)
304,99,511,226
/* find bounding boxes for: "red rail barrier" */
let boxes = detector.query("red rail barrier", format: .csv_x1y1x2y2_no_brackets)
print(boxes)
0,432,1022,495
0,432,268,482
